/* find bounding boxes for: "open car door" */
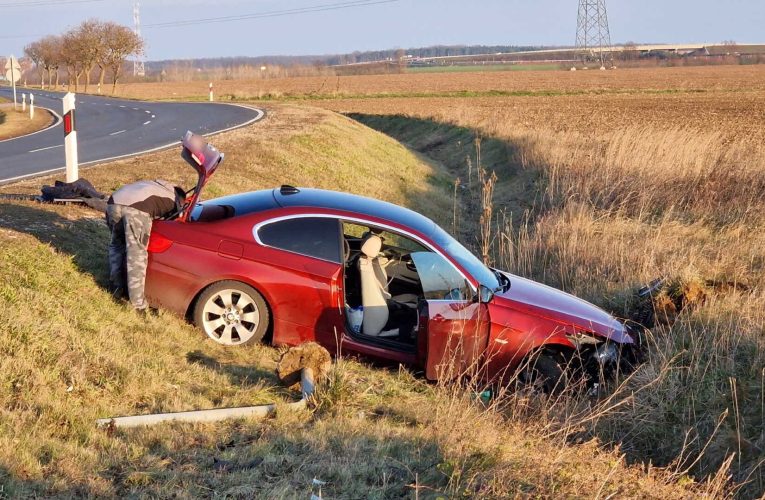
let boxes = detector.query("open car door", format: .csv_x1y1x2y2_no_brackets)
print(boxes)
412,252,490,381
178,130,224,222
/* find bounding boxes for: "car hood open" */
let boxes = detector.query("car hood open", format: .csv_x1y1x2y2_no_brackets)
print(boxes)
493,271,632,343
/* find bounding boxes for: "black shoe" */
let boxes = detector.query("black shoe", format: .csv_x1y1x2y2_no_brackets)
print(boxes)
111,287,128,301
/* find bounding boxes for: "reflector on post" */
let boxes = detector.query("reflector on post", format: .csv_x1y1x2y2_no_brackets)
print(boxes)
62,93,79,183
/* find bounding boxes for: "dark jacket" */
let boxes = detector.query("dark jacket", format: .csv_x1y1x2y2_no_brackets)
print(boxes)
108,179,179,219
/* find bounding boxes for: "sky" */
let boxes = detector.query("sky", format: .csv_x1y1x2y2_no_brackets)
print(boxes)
2,0,764,61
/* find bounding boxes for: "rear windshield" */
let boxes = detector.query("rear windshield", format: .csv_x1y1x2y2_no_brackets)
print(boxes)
190,190,278,222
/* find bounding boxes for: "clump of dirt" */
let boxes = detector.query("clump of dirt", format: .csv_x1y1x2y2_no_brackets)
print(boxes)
653,277,709,325
630,275,749,328
276,342,332,391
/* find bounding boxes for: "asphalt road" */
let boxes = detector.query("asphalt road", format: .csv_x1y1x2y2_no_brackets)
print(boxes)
0,87,264,184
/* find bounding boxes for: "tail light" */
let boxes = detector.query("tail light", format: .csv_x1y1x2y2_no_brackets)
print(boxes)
148,231,173,253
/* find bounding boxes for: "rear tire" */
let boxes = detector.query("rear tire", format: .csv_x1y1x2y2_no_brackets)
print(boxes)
193,281,269,347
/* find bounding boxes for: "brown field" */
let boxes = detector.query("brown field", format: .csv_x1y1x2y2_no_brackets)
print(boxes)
316,91,765,140
93,64,765,101
0,102,54,141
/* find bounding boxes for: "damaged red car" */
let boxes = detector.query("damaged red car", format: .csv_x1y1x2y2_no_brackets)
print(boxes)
145,132,640,389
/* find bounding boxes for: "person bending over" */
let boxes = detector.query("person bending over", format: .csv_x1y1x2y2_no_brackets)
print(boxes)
106,179,181,312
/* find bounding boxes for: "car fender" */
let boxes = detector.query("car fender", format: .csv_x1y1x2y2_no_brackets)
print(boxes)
484,305,579,381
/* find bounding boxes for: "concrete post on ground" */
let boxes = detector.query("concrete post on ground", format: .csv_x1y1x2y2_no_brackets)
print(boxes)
97,82,101,94
29,94,34,120
62,93,79,183
21,93,26,112
209,82,214,102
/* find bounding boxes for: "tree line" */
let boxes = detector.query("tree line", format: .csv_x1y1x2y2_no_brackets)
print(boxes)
24,19,143,94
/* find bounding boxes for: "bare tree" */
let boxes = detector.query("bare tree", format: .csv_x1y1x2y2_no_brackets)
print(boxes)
62,28,87,91
75,20,105,92
48,36,64,89
101,22,144,94
24,41,44,88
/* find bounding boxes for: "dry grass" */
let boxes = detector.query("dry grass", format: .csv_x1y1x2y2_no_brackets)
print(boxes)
0,103,709,497
326,77,765,497
0,102,54,141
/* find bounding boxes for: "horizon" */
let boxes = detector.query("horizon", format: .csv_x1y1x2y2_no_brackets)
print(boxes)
1,0,764,61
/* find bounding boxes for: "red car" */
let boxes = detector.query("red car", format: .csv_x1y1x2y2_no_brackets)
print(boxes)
145,133,638,389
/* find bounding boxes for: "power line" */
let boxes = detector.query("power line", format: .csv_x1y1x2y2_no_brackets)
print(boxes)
145,0,401,29
0,0,106,7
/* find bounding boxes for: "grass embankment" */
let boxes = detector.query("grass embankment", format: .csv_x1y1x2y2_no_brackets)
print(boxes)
0,101,54,141
0,105,706,497
338,103,765,498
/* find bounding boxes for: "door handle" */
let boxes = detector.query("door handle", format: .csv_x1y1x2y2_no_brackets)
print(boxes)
331,281,342,315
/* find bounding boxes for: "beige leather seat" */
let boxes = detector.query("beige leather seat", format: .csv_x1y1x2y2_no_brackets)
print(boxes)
359,234,394,336
358,234,420,337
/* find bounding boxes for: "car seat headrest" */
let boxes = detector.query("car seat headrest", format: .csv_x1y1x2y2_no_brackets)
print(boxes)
360,234,382,258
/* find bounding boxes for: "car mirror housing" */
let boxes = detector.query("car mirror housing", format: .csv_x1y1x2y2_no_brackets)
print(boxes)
478,285,495,304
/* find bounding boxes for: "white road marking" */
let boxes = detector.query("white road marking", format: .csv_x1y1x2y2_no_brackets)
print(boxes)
109,129,126,136
119,105,125,108
145,110,151,114
132,107,139,111
29,144,63,153
151,114,155,118
105,103,111,106
143,120,151,125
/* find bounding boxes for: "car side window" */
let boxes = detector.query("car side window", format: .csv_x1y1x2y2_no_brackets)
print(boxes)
257,217,341,263
410,251,473,301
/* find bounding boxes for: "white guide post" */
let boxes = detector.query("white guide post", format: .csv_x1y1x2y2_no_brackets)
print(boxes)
21,93,26,112
29,94,34,119
209,82,213,102
62,93,79,182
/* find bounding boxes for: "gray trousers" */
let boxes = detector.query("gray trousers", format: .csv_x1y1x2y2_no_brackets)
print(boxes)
106,204,153,310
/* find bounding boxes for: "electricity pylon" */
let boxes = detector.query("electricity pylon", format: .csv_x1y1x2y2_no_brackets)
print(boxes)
575,0,613,68
133,1,146,77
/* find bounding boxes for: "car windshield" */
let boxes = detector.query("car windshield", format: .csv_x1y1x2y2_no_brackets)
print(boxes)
431,225,501,291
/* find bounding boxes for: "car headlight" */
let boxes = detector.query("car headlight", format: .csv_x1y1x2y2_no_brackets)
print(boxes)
593,342,618,365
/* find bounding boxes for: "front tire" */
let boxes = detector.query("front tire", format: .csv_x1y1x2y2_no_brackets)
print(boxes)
520,352,567,393
193,281,269,346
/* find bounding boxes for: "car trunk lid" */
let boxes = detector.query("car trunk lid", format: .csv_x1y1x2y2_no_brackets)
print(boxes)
179,130,224,222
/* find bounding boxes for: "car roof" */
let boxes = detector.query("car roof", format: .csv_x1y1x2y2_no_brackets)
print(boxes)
206,187,438,236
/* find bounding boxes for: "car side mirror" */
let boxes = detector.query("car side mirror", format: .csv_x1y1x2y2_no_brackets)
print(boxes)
478,285,494,304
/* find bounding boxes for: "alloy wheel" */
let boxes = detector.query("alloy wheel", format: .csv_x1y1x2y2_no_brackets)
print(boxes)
201,288,261,346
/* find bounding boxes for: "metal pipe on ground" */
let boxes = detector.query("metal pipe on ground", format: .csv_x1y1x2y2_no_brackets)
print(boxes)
96,367,316,429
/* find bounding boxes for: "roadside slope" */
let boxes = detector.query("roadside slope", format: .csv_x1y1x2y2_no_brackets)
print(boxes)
0,104,706,497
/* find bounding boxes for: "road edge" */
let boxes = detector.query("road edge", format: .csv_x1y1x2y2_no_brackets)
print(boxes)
0,106,61,144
